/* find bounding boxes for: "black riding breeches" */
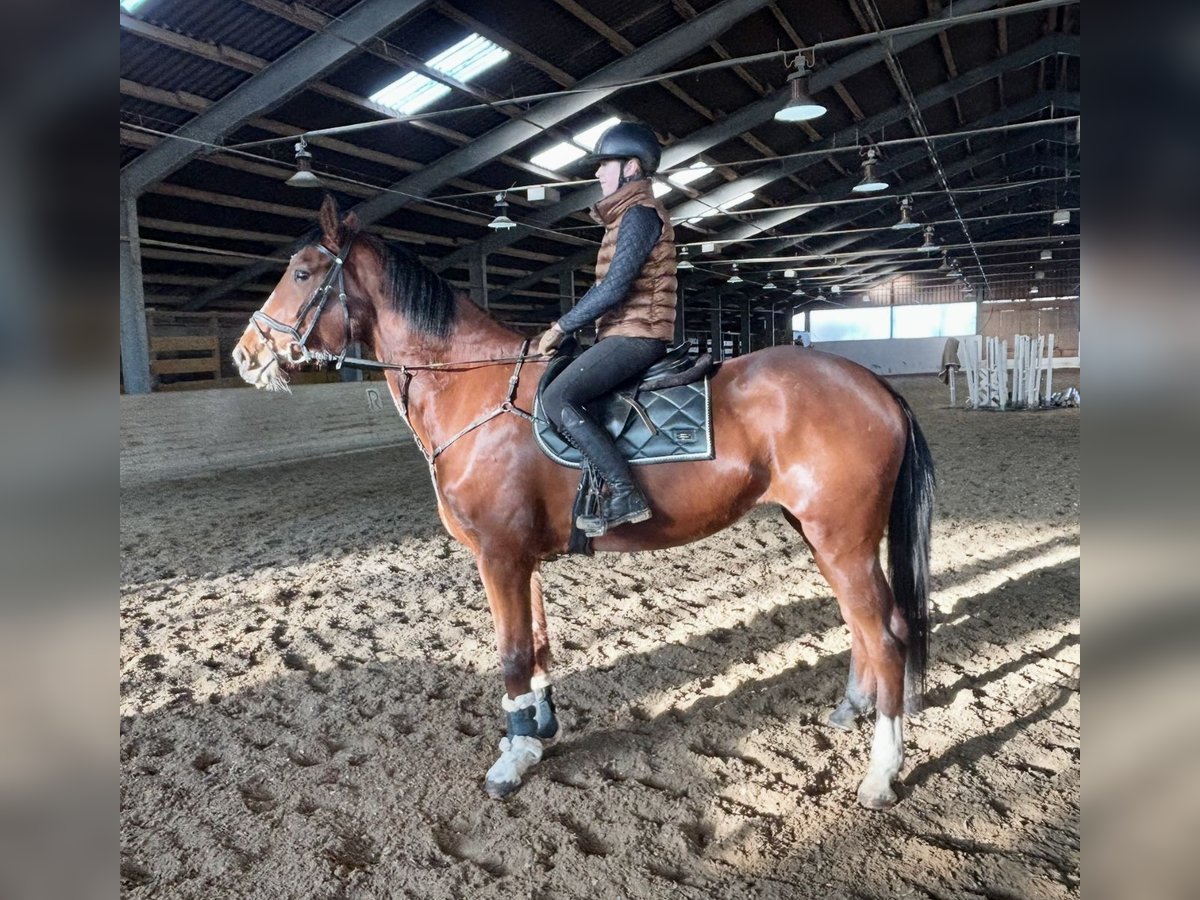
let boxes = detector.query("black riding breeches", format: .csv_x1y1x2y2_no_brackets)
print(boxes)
541,336,667,483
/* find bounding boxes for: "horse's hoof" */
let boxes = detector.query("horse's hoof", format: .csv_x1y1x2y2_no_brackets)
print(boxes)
484,734,543,800
485,777,523,800
856,781,898,810
825,699,859,731
539,726,563,751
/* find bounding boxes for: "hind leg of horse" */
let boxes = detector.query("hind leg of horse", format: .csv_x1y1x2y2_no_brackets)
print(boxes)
812,546,908,809
782,511,876,730
476,552,547,798
826,627,876,730
529,569,562,747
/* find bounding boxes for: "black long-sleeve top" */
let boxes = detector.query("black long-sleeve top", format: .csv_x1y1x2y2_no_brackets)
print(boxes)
556,205,663,334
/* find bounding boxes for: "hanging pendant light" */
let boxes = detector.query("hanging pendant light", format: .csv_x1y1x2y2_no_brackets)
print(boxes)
791,282,806,297
1040,249,1052,261
764,279,777,291
1052,209,1070,226
851,146,889,193
727,263,743,284
920,224,938,252
892,196,919,229
774,55,826,123
938,250,951,273
285,138,323,188
677,246,694,270
488,192,516,230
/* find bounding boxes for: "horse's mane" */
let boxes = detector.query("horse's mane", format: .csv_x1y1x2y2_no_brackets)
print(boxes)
366,233,458,339
317,202,458,338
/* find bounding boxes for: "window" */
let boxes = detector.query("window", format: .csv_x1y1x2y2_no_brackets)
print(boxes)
120,0,150,9
891,301,976,338
529,117,621,171
810,307,891,342
370,34,509,115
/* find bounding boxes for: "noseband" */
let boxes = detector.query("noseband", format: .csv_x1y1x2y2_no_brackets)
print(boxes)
251,236,356,364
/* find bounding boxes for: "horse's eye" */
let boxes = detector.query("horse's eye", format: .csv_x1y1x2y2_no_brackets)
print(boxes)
294,270,311,283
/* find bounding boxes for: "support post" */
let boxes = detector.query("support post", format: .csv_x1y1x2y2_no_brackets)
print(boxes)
741,297,751,357
119,194,153,394
558,269,575,316
711,292,722,361
470,246,488,309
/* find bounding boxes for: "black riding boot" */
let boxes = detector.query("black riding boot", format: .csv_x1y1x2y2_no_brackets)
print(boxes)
560,404,652,537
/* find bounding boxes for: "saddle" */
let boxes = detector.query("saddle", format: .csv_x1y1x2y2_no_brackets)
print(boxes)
533,341,717,469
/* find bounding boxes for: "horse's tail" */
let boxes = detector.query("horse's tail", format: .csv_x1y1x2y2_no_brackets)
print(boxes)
880,382,936,714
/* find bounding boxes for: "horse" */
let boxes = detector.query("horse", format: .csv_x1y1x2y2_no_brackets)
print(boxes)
232,196,935,809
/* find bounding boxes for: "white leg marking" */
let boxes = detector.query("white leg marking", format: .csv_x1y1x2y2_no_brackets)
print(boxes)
857,712,904,809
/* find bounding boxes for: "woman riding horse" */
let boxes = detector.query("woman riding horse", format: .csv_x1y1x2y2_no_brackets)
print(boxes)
232,194,934,810
538,121,676,537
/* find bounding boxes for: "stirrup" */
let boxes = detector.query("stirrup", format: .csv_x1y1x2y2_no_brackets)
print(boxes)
576,486,652,537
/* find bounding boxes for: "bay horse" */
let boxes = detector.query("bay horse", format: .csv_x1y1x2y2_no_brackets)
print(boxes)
232,196,935,809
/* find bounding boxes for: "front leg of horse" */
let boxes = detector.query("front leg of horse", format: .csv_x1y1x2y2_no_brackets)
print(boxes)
476,553,550,799
529,569,562,747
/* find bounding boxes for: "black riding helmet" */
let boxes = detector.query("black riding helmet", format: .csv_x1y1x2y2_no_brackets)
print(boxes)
585,121,662,176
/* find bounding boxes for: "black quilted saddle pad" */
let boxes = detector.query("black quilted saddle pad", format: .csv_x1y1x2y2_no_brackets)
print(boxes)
533,356,714,468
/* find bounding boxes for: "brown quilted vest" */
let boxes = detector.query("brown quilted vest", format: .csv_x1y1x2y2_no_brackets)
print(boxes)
589,179,677,341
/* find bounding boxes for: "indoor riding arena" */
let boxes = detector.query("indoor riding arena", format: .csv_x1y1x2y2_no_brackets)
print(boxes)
120,1,1080,897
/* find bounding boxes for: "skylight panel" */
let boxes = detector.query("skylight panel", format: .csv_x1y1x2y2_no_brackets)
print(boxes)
668,161,714,187
652,182,672,198
684,190,756,225
369,33,509,116
529,116,621,171
120,0,150,10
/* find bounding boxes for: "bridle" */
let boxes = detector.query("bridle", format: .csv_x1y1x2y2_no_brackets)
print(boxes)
251,236,356,365
247,231,540,475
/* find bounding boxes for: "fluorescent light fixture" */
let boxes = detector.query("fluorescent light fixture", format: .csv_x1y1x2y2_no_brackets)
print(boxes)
1052,209,1071,226
371,34,509,115
529,116,621,171
652,182,672,198
700,242,716,253
783,269,796,279
1040,249,1052,260
668,161,715,187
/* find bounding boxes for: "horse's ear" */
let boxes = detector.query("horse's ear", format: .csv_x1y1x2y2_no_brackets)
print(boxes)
319,194,341,244
343,211,360,234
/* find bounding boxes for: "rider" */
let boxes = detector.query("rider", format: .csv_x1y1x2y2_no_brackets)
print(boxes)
537,122,677,538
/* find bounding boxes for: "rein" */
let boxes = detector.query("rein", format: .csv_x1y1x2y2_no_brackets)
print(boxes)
394,339,537,472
